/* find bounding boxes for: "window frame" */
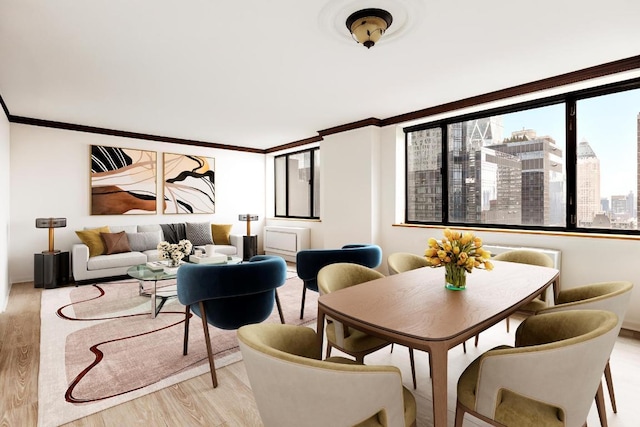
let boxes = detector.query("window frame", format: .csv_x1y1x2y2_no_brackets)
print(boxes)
274,147,320,220
404,76,640,236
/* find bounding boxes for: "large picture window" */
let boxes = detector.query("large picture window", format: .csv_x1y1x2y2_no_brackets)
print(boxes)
405,79,640,234
274,148,320,219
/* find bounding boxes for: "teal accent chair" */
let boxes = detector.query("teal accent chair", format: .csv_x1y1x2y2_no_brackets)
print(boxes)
296,244,382,319
177,255,287,387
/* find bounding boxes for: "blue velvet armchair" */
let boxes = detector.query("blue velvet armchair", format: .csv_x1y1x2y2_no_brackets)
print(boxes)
296,244,382,319
177,255,287,387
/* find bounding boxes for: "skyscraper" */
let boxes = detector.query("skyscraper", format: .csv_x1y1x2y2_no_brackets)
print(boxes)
576,138,600,227
489,130,564,226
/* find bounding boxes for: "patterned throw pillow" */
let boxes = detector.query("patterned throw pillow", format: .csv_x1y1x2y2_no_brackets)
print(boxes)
101,231,132,255
185,222,214,246
75,226,111,257
211,224,232,245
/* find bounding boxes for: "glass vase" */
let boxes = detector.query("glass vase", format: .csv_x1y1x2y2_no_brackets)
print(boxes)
444,263,467,290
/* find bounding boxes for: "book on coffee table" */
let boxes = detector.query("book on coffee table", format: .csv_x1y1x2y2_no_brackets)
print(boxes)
189,253,227,264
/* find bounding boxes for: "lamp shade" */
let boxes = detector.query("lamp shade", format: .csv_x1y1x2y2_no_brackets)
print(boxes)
35,218,67,229
346,8,393,49
238,214,259,222
36,217,67,253
239,214,259,236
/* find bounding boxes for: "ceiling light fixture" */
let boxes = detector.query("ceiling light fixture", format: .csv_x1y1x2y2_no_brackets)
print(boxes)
345,8,393,49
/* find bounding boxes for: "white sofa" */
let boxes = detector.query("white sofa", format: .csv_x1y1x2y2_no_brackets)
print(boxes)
72,224,243,284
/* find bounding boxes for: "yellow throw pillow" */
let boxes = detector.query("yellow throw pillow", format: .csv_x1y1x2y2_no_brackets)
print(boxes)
76,226,111,257
210,224,232,245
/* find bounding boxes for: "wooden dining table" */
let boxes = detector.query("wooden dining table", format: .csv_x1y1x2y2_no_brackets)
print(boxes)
316,260,559,427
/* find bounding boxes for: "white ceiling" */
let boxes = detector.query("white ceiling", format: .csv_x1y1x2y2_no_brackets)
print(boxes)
1,0,640,151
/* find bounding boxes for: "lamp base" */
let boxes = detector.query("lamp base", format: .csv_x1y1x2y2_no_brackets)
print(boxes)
34,251,69,288
242,235,258,261
42,249,61,254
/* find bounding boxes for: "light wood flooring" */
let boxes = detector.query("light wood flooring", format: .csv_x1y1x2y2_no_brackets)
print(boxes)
1,281,639,426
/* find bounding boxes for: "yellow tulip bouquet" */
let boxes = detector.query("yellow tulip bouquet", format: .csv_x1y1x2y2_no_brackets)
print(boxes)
424,228,493,289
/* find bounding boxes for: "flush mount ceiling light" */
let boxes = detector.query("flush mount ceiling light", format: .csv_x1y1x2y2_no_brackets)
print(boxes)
346,8,393,49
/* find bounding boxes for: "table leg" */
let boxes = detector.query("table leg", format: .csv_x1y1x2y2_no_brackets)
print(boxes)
150,280,157,319
430,346,449,427
552,278,560,304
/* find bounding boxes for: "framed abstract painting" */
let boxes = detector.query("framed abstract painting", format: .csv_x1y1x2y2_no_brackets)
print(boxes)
91,145,157,215
163,153,215,214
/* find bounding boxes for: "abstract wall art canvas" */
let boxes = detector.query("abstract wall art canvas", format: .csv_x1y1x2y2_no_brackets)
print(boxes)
163,153,215,214
91,145,157,215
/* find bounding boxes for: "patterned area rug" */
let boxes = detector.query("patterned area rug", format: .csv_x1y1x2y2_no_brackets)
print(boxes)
38,272,315,427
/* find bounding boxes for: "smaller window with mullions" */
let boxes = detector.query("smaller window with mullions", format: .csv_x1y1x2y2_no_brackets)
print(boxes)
274,148,320,219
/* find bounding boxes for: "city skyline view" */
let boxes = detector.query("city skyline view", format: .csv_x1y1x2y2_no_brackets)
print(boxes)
406,86,640,230
502,89,640,200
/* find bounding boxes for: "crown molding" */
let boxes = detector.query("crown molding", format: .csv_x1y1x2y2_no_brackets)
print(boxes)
9,116,265,154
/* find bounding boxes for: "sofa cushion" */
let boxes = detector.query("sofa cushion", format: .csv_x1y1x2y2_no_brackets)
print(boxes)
101,231,132,255
127,231,161,252
186,222,214,246
210,245,236,256
76,226,111,257
211,223,232,245
137,224,164,241
87,251,147,270
109,225,138,234
142,249,160,262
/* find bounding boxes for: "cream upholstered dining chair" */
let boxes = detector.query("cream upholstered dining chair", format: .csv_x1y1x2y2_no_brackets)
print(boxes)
238,323,417,427
387,252,430,275
537,281,633,427
493,249,555,331
472,249,555,349
455,309,619,427
318,262,418,389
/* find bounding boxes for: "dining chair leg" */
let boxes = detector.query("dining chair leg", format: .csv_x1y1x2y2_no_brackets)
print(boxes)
474,334,479,347
390,343,394,353
275,290,285,324
300,286,307,319
595,381,608,427
462,341,467,353
454,401,465,427
199,301,218,388
409,348,417,389
325,342,332,359
183,305,191,355
506,316,510,333
604,360,617,413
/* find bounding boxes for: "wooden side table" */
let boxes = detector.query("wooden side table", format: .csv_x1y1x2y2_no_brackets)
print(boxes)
34,251,70,288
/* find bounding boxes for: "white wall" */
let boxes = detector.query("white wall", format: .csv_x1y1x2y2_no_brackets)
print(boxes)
0,111,10,311
9,124,266,284
321,126,381,248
